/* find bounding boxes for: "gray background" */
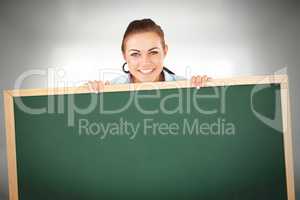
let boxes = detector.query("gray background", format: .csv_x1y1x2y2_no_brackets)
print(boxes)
0,0,299,199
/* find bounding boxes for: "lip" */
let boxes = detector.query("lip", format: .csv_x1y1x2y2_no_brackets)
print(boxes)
138,68,155,74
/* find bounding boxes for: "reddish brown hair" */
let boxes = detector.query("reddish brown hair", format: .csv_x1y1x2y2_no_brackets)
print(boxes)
121,18,166,53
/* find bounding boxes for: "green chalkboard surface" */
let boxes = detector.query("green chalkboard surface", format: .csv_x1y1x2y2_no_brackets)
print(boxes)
13,84,287,200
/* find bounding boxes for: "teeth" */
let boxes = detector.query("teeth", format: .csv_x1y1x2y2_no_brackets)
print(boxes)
139,69,153,74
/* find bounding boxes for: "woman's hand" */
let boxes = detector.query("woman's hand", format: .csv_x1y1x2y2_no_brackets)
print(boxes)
191,75,211,89
86,80,110,93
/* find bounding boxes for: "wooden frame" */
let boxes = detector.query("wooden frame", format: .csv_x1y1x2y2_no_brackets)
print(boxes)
3,74,295,200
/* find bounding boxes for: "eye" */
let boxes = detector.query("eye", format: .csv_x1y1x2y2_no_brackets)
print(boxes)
150,51,158,55
130,53,140,57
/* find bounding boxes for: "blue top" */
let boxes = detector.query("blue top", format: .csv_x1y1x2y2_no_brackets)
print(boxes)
110,69,186,84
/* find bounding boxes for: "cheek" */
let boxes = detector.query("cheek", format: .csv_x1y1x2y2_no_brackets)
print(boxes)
151,55,165,65
126,57,139,67
127,59,140,73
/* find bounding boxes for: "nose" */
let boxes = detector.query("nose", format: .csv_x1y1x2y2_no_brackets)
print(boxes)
139,54,152,67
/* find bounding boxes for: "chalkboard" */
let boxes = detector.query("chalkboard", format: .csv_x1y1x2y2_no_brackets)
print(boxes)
4,75,295,200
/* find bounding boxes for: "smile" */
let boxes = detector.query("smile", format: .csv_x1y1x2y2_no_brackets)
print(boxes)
138,69,154,74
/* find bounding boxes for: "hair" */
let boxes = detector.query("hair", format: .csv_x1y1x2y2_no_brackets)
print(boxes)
121,18,166,53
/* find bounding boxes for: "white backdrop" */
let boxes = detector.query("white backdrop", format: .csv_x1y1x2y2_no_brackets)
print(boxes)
0,0,299,199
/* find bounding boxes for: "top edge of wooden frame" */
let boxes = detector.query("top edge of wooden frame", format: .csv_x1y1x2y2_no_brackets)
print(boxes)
4,74,288,97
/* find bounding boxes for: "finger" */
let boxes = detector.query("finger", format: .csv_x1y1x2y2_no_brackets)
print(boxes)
96,81,100,92
87,81,93,92
202,76,208,87
98,81,104,92
89,81,95,92
196,76,202,89
205,76,212,86
196,75,201,83
92,81,98,93
191,76,196,87
97,81,103,92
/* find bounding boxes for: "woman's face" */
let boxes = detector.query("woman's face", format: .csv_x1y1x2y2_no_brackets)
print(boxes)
123,32,168,83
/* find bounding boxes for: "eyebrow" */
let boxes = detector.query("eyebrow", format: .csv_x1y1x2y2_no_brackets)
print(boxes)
148,47,159,51
128,49,140,52
128,47,159,52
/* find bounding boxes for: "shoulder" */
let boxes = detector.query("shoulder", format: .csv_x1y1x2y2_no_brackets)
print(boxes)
163,71,186,82
110,74,131,85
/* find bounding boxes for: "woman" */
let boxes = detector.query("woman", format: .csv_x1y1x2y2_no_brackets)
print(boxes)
88,18,210,91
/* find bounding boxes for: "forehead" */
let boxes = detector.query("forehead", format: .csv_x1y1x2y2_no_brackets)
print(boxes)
125,32,163,51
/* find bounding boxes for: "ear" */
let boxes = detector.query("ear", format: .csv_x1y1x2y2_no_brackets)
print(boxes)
163,44,168,57
122,51,127,61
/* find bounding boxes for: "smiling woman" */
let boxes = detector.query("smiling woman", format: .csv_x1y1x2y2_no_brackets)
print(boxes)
87,18,211,92
122,31,170,83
